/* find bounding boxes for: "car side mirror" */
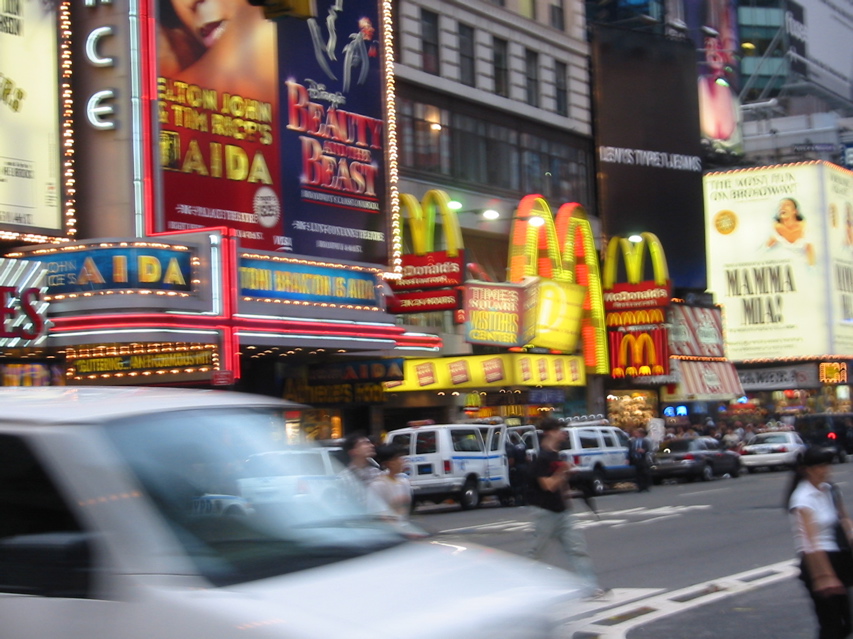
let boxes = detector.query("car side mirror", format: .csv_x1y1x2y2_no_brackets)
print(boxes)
0,531,93,598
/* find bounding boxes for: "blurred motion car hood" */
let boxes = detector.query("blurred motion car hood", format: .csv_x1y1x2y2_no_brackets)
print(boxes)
216,540,581,639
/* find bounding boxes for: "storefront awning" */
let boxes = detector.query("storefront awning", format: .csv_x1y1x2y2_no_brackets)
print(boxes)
661,360,744,402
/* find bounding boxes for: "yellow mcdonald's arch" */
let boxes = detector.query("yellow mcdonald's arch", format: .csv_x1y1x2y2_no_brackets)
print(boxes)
507,194,609,375
399,189,463,257
602,232,669,289
555,203,608,375
612,332,663,377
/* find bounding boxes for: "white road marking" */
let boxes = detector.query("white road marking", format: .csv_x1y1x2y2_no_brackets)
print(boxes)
435,505,713,534
557,559,799,639
678,487,732,497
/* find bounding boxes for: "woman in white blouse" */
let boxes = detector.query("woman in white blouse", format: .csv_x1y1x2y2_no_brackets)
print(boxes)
787,447,853,639
369,444,413,522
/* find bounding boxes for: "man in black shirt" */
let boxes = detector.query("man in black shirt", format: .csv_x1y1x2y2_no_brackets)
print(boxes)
526,418,606,599
630,427,652,493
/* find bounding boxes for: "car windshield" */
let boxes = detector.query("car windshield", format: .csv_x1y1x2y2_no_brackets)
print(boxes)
102,407,409,587
750,433,790,445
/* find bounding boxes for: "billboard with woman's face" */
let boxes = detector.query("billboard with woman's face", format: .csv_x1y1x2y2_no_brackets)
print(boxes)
704,162,853,361
156,0,281,246
153,0,390,266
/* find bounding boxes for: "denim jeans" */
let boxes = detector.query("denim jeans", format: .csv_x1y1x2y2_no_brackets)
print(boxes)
526,506,600,594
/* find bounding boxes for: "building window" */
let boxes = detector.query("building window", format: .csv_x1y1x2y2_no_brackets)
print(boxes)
421,9,440,75
493,37,509,98
518,0,536,19
555,61,568,116
525,49,539,107
459,24,476,87
398,98,451,175
397,96,592,206
550,0,565,30
390,0,400,62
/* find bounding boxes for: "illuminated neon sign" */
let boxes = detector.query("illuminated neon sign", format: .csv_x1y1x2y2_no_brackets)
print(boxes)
506,195,609,374
239,256,379,306
22,245,194,294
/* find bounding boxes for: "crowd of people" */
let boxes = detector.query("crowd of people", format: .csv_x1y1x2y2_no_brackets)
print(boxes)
335,417,853,635
662,417,798,451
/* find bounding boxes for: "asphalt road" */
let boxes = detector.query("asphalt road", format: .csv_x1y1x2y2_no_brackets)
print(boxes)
408,461,853,638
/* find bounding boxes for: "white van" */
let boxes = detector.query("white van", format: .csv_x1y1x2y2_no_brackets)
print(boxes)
385,421,513,509
557,418,635,495
0,387,581,639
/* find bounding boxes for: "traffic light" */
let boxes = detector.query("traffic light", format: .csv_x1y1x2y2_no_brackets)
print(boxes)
247,0,317,20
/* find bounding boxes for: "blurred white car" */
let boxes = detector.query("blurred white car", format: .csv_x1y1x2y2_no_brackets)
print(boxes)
0,387,582,639
740,431,807,472
237,448,344,506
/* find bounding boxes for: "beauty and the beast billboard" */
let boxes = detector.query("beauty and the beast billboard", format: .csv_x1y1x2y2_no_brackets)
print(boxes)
154,0,389,266
591,25,705,291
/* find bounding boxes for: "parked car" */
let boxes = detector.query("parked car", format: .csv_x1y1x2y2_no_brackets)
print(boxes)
385,421,512,508
237,447,344,506
557,418,635,495
650,436,741,483
740,431,807,472
0,387,583,639
795,413,853,462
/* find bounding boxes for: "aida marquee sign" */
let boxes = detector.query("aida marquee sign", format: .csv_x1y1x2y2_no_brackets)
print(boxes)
12,243,195,295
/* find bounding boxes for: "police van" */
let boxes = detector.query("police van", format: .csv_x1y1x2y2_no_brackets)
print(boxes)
386,421,528,509
557,417,635,495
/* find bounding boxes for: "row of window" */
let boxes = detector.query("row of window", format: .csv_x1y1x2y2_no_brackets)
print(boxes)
420,9,570,115
397,96,593,204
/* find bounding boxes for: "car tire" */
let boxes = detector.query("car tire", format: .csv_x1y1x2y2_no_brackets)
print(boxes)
731,463,740,478
700,464,713,482
590,470,606,496
459,477,480,510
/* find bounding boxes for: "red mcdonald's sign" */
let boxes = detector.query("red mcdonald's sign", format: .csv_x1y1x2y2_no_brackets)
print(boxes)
609,327,669,377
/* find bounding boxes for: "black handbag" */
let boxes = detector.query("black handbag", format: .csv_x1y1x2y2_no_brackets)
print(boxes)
830,485,853,586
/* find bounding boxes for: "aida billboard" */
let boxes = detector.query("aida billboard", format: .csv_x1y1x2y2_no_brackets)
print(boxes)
704,162,853,360
591,26,705,290
0,0,62,234
155,0,389,265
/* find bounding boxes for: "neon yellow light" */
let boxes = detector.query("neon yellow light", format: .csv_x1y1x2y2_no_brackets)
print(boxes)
399,189,463,256
603,232,670,288
505,195,609,374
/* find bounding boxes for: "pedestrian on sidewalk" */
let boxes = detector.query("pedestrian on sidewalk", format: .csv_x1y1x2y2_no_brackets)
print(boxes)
786,447,853,639
526,418,607,599
339,431,381,507
630,426,653,493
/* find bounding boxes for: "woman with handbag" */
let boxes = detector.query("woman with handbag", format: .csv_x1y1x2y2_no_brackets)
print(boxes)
786,447,853,639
